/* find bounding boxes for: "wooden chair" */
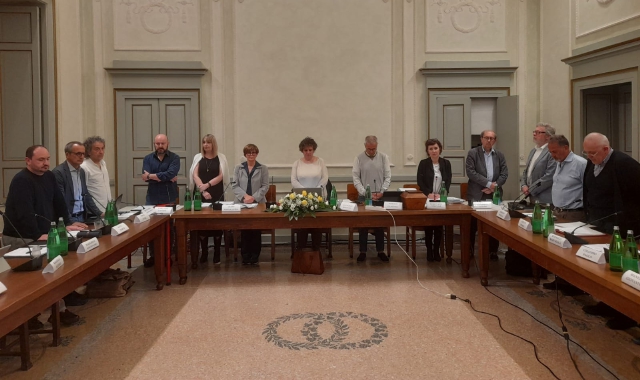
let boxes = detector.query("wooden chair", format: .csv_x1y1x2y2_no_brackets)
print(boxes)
346,184,392,258
460,182,468,201
226,184,277,261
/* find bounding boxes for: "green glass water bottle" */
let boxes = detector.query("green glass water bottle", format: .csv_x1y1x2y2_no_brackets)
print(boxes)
492,186,501,205
193,188,202,211
106,200,118,226
543,207,554,238
439,182,448,204
184,188,192,211
365,184,372,206
47,222,60,261
330,186,337,207
532,201,543,234
57,217,68,256
609,226,624,272
622,230,639,273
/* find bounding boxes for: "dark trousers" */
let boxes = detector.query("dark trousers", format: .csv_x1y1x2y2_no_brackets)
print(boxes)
296,229,321,251
358,228,385,253
469,194,499,254
424,226,442,251
241,230,262,262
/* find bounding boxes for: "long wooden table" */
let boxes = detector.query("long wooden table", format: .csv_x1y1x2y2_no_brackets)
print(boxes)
0,215,169,369
474,210,640,322
172,204,473,284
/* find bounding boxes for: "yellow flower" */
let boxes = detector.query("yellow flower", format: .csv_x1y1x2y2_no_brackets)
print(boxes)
302,190,307,197
289,193,296,200
317,196,323,202
307,193,314,199
301,200,308,206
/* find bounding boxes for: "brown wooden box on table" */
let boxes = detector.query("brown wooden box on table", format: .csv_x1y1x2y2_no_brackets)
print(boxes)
401,192,427,210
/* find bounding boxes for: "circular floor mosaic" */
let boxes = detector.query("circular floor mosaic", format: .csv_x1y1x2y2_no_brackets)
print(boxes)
263,312,388,350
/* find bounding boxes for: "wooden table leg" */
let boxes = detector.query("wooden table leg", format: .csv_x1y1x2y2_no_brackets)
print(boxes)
460,216,471,278
190,230,199,269
531,262,541,285
51,302,60,346
176,219,188,284
478,219,490,286
165,221,171,286
445,225,453,263
18,322,32,371
153,222,166,290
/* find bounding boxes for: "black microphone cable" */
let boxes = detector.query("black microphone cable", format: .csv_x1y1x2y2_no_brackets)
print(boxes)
0,210,33,257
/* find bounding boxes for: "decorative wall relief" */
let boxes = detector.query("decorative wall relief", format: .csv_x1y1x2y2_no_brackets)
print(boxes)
114,0,201,51
577,0,639,38
426,0,505,52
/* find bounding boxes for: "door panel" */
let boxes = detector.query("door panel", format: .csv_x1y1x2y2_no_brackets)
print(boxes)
125,98,159,205
435,97,471,197
496,95,519,200
160,99,191,183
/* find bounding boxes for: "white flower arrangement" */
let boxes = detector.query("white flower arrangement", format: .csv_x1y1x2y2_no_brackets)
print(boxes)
269,190,332,220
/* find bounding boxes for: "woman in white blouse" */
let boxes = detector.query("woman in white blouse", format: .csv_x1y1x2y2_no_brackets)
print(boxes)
291,137,328,251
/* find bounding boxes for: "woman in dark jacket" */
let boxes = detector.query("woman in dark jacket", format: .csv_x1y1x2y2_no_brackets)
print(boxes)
417,138,452,262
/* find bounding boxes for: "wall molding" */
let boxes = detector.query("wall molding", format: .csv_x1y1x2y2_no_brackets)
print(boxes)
576,0,640,38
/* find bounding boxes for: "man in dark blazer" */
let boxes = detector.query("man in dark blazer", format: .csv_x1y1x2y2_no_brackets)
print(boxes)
466,130,508,260
520,123,557,204
52,141,101,223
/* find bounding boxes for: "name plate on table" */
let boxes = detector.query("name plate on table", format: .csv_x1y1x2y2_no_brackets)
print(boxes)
496,209,511,221
221,204,242,212
154,207,173,215
142,207,156,215
384,201,403,210
77,237,99,253
339,202,358,212
43,255,64,274
548,233,571,248
472,201,493,210
576,245,606,264
622,271,640,292
518,219,532,231
111,223,130,236
426,201,446,210
134,214,150,223
0,281,6,295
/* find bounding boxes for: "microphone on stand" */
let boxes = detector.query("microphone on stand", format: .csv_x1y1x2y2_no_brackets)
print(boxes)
505,180,542,218
0,210,42,271
563,211,623,245
213,178,236,210
34,214,83,251
82,192,112,235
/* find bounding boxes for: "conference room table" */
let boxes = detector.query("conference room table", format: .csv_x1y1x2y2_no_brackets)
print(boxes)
0,215,169,370
171,204,473,285
474,210,640,322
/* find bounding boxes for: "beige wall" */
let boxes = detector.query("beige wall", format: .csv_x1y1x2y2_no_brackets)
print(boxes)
50,0,640,193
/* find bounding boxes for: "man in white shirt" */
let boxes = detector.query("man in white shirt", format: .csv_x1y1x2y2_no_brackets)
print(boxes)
81,136,111,214
520,123,556,204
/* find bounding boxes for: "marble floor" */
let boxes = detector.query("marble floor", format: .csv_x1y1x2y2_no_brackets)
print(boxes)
1,237,639,380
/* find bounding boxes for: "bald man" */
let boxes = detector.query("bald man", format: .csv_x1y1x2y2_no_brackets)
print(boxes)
142,134,180,267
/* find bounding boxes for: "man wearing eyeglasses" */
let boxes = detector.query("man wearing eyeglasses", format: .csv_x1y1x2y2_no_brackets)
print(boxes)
520,123,557,204
466,130,508,260
52,141,101,224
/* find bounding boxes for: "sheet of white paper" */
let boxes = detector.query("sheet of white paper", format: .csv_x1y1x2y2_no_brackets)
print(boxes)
201,202,212,207
4,247,48,258
555,222,605,236
68,231,80,237
242,203,259,209
118,212,136,220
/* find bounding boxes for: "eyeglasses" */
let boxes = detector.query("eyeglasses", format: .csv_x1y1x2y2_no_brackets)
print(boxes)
246,152,258,155
532,131,546,135
482,137,496,141
68,152,85,157
581,150,599,159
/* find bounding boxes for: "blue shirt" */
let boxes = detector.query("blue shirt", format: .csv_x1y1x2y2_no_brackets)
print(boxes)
552,152,587,209
142,150,180,205
66,162,84,214
483,149,494,188
594,148,614,177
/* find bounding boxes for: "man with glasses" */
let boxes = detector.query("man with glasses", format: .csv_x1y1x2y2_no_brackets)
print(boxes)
520,123,557,204
53,141,101,223
466,130,508,260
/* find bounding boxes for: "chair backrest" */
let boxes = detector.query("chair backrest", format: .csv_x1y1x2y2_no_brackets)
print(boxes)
346,184,359,202
402,184,420,191
266,184,276,203
460,182,468,200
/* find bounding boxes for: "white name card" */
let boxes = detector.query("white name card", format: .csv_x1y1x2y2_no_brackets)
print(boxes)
384,201,403,210
548,233,572,248
473,201,493,210
496,209,511,221
426,201,446,210
142,207,156,215
339,202,358,212
77,237,100,254
518,219,532,231
111,223,130,236
134,214,150,223
0,281,6,295
43,255,64,274
154,207,173,215
576,245,606,264
622,271,640,292
221,204,242,212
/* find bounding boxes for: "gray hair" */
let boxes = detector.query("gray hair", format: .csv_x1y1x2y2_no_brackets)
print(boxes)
84,136,106,153
64,141,84,153
536,122,556,137
364,135,378,144
480,130,497,139
584,132,610,147
548,134,570,147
